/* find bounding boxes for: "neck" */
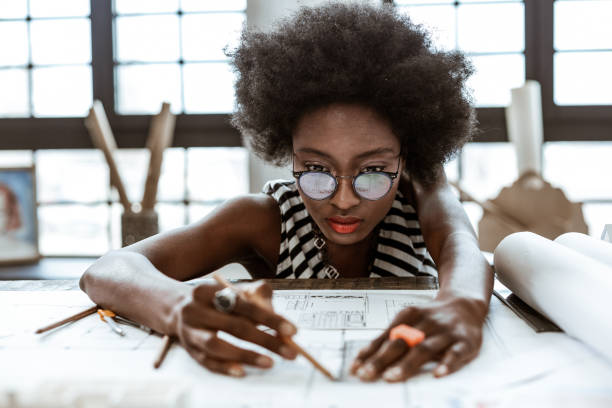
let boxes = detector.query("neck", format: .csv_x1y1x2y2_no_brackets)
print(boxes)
325,229,378,278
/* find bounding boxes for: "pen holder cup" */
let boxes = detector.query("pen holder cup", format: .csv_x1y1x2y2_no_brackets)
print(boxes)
121,210,159,247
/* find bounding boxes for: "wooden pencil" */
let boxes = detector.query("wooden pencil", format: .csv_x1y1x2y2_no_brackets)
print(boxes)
212,274,336,381
35,305,98,334
153,334,172,369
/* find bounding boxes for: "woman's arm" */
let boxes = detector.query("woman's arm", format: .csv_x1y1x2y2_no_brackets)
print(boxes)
80,194,296,376
351,166,494,382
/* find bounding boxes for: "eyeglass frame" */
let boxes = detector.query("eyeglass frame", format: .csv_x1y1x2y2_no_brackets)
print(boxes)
292,153,403,201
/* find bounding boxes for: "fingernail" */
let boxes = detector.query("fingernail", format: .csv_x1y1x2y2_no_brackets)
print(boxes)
280,345,297,359
383,367,402,382
279,321,297,336
256,356,273,368
434,364,448,377
228,365,245,377
357,364,375,380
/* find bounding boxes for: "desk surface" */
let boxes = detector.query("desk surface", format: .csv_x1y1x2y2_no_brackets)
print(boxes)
2,280,612,408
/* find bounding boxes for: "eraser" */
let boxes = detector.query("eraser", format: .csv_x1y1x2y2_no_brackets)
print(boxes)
389,324,425,347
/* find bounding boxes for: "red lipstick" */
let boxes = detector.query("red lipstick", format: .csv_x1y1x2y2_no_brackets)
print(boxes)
327,216,362,234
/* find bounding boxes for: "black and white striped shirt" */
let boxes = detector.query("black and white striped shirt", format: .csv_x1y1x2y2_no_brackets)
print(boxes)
263,180,438,279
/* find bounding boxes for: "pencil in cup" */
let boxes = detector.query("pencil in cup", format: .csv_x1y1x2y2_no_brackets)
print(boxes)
212,274,336,381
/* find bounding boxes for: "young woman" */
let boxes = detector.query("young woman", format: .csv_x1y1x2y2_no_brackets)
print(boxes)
80,3,493,382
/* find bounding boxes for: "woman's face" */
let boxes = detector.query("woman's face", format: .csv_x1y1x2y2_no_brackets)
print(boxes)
292,103,403,247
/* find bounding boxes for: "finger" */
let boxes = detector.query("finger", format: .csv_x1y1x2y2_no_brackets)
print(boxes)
184,329,274,369
352,307,420,374
192,282,223,303
434,341,473,378
231,292,297,337
201,309,297,360
355,339,407,381
189,349,245,377
382,335,453,382
239,280,274,310
350,330,389,374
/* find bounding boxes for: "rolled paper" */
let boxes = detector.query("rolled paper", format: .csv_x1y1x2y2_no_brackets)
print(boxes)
494,232,612,362
505,80,544,176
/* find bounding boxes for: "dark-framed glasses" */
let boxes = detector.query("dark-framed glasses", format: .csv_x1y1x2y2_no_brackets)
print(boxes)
293,156,401,201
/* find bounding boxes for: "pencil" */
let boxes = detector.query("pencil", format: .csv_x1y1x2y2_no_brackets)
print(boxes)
212,274,336,381
154,334,172,369
35,305,98,334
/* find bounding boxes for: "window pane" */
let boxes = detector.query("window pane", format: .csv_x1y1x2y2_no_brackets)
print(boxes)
181,0,246,12
39,204,110,256
554,51,612,105
114,149,148,204
183,62,235,114
0,1,27,18
157,148,185,201
398,5,456,51
30,19,91,65
461,142,518,201
544,142,612,201
182,13,244,61
188,203,218,223
114,0,178,14
555,0,612,51
157,203,186,232
29,0,90,18
0,151,33,167
396,1,454,4
32,65,92,117
0,68,29,117
582,203,612,239
187,147,248,202
468,54,524,107
115,64,182,114
457,3,524,53
0,22,29,67
36,150,108,202
115,15,179,63
444,154,460,183
460,0,521,3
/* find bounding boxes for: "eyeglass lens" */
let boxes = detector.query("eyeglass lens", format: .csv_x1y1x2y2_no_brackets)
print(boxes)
298,172,392,200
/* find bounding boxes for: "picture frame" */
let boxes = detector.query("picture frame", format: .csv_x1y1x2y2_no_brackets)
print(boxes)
0,166,40,265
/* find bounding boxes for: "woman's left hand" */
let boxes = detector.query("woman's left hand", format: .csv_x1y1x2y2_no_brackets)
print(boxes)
350,294,488,382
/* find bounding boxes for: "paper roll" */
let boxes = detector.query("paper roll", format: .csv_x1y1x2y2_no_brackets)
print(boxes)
555,232,612,268
505,80,544,176
494,232,612,361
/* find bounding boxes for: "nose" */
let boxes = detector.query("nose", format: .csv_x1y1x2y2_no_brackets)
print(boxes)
329,177,360,210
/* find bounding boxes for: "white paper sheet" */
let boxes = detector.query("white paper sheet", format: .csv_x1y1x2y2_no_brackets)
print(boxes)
494,232,612,362
2,289,608,407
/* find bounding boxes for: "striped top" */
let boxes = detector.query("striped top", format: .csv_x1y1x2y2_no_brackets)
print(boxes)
263,180,437,279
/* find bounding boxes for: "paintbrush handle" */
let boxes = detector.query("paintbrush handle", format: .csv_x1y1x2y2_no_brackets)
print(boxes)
35,305,98,334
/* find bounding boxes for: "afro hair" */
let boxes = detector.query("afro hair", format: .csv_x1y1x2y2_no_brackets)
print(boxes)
228,2,475,183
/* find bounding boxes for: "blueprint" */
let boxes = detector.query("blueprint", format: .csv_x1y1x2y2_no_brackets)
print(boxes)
1,288,608,407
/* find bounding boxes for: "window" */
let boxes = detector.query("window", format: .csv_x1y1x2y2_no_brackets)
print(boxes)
396,0,525,107
0,0,92,118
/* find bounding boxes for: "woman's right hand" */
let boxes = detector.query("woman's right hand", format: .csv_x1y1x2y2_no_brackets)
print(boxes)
172,280,298,377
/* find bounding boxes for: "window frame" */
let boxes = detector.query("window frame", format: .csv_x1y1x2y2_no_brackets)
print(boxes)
0,0,610,150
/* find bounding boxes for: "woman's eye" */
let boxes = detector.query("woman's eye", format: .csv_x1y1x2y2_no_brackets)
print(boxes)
362,166,386,173
305,164,328,172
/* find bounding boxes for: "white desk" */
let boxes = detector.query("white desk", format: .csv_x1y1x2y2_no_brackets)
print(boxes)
1,280,611,407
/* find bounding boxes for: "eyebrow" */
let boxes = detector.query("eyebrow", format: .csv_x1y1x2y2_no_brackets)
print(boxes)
295,147,397,160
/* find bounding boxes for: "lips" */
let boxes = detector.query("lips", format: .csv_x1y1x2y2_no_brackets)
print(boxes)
326,216,362,234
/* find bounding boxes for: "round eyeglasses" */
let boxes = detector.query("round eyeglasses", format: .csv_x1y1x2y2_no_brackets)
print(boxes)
293,157,401,201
